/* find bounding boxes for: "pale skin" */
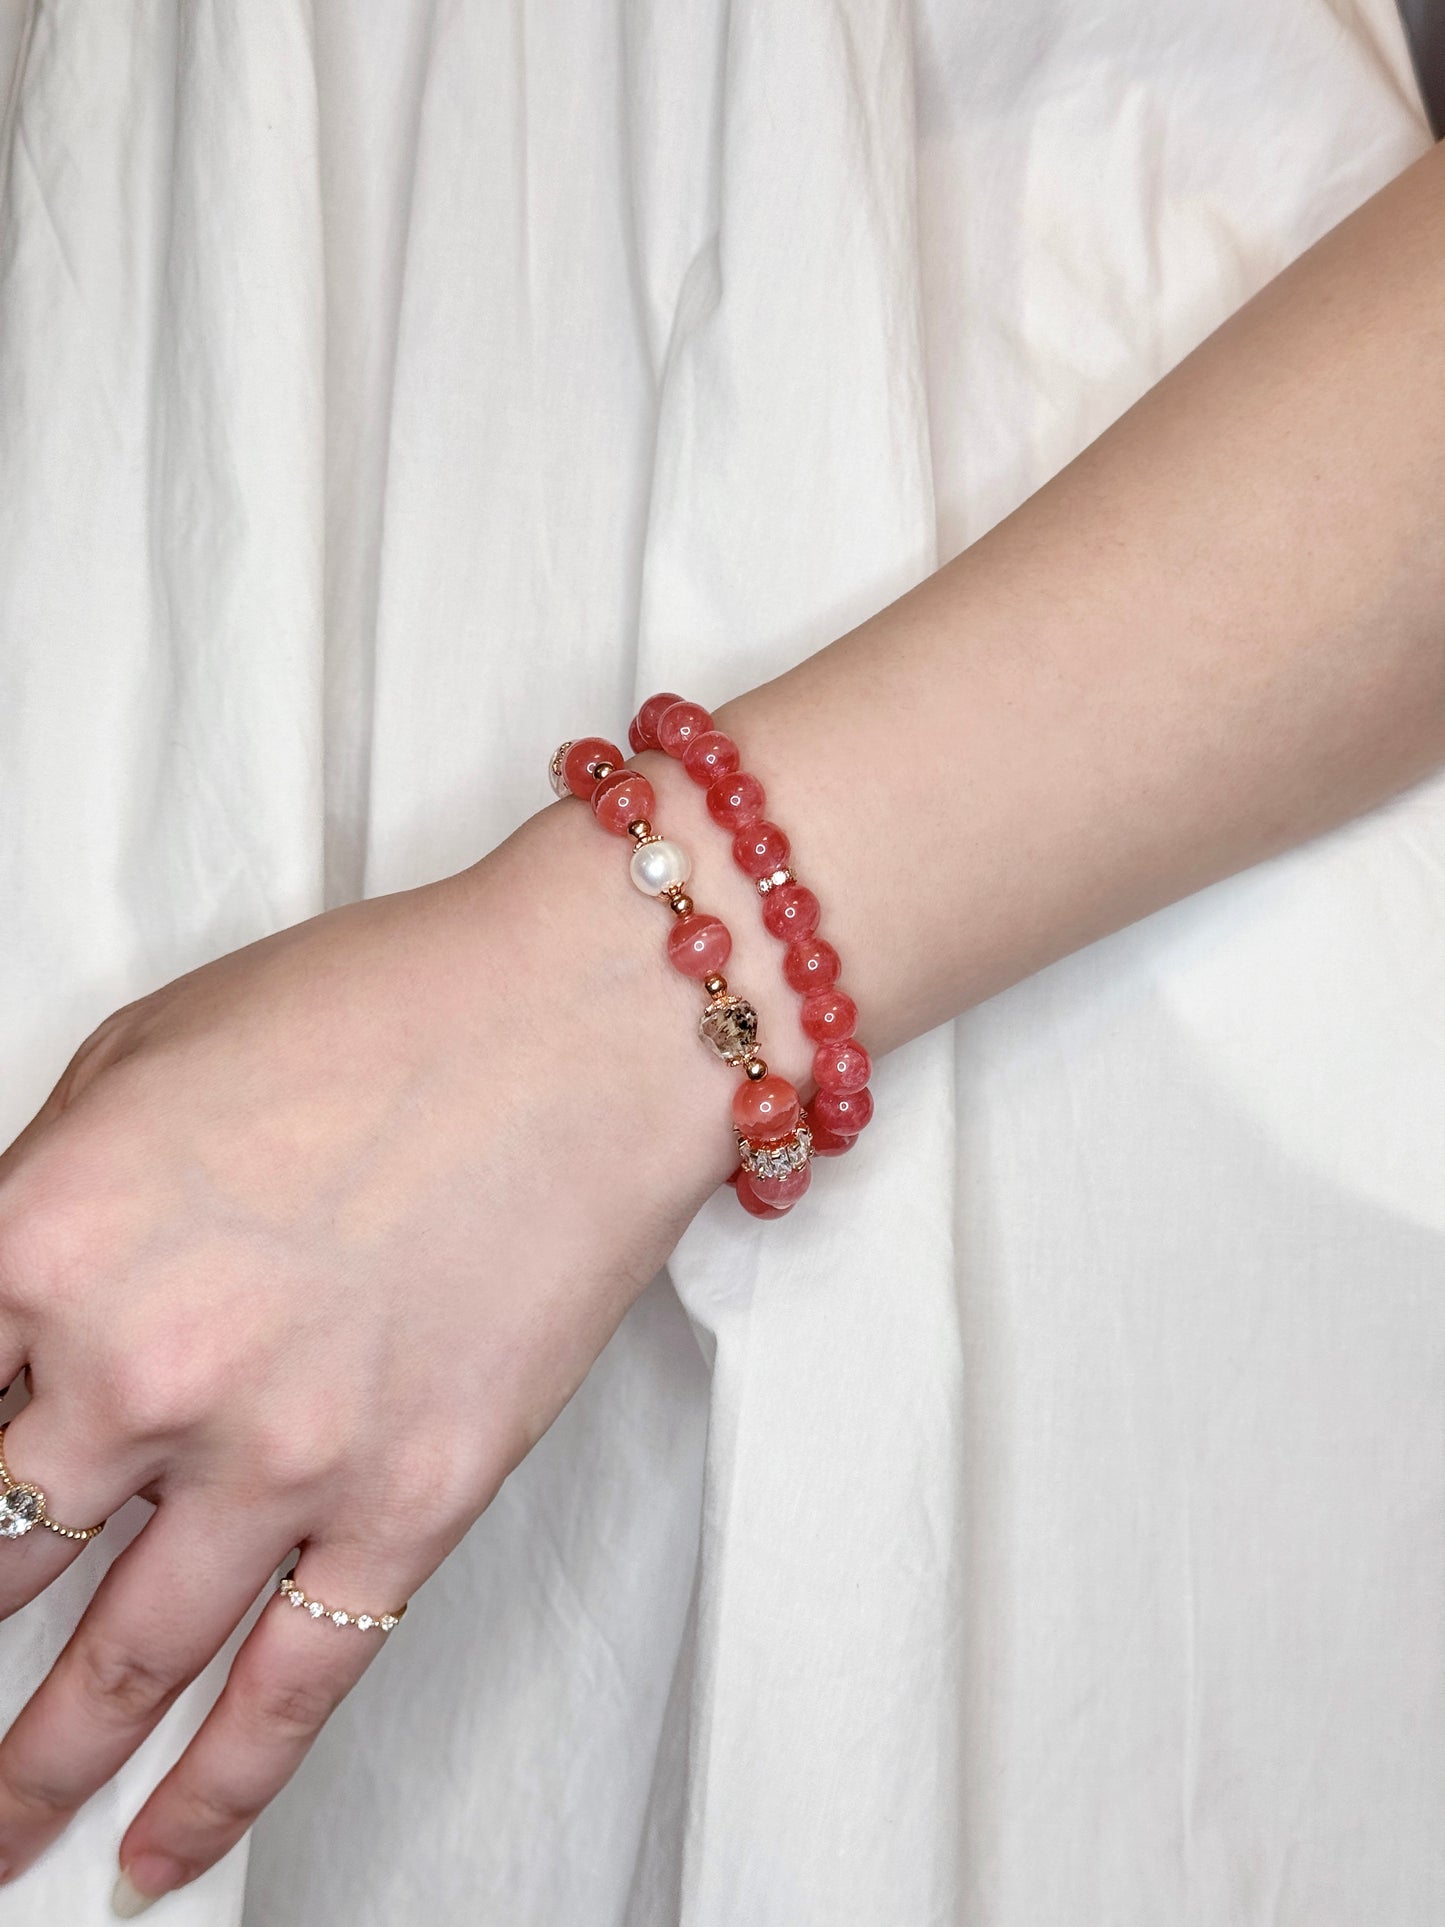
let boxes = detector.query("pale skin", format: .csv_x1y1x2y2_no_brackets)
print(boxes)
0,132,1441,1914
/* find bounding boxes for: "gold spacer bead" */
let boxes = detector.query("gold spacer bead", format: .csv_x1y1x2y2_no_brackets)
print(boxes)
669,893,694,918
627,818,653,840
743,1057,769,1081
591,760,616,783
703,974,728,997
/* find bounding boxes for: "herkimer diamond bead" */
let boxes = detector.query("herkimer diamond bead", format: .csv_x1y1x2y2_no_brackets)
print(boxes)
699,995,759,1065
0,1486,43,1538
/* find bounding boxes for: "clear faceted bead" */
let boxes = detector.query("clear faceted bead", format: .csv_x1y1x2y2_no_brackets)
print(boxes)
0,1486,43,1538
698,996,759,1064
379,1615,398,1632
307,1600,326,1618
356,1615,374,1631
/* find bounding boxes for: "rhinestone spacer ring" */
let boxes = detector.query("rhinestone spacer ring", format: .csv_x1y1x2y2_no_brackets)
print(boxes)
735,1120,814,1180
277,1571,406,1634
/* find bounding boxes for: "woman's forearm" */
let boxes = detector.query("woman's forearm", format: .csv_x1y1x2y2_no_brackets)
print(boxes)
639,136,1445,1080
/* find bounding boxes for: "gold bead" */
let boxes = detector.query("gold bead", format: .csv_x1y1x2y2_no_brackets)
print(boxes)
627,818,653,840
591,760,616,783
703,974,728,997
669,893,694,918
743,1056,768,1081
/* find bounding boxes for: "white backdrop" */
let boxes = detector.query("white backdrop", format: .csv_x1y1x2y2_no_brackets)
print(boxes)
0,2,1439,1921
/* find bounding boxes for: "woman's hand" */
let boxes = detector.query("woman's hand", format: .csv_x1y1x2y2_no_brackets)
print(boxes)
0,793,744,1908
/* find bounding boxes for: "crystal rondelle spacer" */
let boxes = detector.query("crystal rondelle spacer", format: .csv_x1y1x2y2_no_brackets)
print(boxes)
699,995,759,1065
736,1120,813,1179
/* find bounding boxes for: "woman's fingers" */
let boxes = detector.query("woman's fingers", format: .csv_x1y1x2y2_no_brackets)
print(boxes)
0,1496,289,1886
117,1545,422,1909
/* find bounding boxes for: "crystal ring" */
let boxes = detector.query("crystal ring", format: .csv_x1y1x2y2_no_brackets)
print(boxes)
277,1570,407,1634
0,1424,107,1543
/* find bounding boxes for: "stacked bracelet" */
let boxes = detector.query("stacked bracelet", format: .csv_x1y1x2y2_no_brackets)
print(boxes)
631,693,875,1220
547,735,807,1218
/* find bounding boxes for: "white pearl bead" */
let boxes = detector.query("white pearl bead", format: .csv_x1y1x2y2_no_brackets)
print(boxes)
629,838,690,896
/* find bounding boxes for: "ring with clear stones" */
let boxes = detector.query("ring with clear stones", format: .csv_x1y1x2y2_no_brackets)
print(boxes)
0,1423,106,1543
277,1570,407,1634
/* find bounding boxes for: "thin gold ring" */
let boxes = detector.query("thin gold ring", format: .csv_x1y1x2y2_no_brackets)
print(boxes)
0,1423,106,1543
276,1569,407,1633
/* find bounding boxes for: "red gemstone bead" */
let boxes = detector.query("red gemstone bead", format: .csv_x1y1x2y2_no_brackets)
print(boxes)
627,717,648,754
810,1084,873,1137
591,768,656,835
813,1039,871,1094
656,700,713,758
633,692,684,750
735,1177,792,1219
800,986,858,1044
706,770,766,831
732,1074,800,1143
666,913,732,978
681,729,740,788
563,737,623,801
732,821,791,880
782,936,840,993
805,1112,856,1157
761,882,820,942
745,1162,812,1208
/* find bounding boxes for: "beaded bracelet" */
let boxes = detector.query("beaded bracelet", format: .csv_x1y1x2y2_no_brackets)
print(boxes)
547,735,811,1218
630,693,875,1220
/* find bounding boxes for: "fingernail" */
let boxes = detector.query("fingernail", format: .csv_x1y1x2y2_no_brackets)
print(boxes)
112,1855,180,1916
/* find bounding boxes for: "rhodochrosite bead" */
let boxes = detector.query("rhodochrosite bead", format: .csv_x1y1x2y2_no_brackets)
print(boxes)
782,936,840,993
805,1112,855,1156
732,820,791,879
592,769,656,834
800,986,858,1043
811,1085,873,1138
682,729,740,787
744,1162,812,1208
706,770,766,831
633,691,684,750
735,1177,791,1219
656,700,713,757
813,1039,871,1094
667,914,732,978
563,737,623,801
761,882,820,941
732,1073,800,1143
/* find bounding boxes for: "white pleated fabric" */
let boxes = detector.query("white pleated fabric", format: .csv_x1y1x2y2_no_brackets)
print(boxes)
0,2,1440,1922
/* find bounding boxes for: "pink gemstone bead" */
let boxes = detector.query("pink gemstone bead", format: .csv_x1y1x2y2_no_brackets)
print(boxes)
627,716,648,754
813,1039,871,1094
805,1111,856,1157
682,729,740,788
810,1085,873,1138
732,820,791,880
666,913,732,979
656,700,713,758
633,692,684,750
563,737,623,801
782,935,840,994
591,768,655,835
800,986,858,1044
732,1073,801,1143
761,882,820,942
735,1176,792,1219
745,1162,812,1208
706,770,766,831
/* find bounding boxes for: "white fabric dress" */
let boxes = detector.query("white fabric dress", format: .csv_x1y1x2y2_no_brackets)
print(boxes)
0,2,1441,1922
